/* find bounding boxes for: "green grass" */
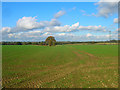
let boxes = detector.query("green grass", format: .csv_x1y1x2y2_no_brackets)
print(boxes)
2,45,118,88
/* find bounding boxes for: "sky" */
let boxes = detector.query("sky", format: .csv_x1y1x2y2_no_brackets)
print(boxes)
1,0,119,41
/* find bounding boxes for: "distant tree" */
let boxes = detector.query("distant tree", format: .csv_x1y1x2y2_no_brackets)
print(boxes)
27,42,32,45
32,42,38,45
36,42,40,45
16,42,22,45
45,36,56,46
92,41,95,44
22,42,27,45
2,42,5,45
40,42,43,45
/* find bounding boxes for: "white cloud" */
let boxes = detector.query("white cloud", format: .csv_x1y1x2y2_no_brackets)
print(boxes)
113,18,120,23
49,19,61,26
111,28,120,34
82,0,119,18
57,33,74,36
8,30,44,38
2,27,12,40
1,5,118,41
58,33,66,36
86,33,92,37
42,32,52,37
44,22,106,33
78,25,106,31
1,7,112,42
44,22,79,32
2,16,61,35
2,27,11,32
55,33,117,41
2,20,107,41
54,10,66,18
116,28,120,31
114,18,118,23
3,30,118,41
17,17,61,30
2,27,11,35
95,0,119,18
17,16,43,30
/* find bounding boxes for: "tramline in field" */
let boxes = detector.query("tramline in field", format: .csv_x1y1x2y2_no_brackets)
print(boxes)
2,45,118,88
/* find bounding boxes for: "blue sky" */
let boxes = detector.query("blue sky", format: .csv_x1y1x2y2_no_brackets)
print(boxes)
2,1,118,41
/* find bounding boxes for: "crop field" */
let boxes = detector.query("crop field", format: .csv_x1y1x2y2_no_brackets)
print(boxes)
2,45,118,88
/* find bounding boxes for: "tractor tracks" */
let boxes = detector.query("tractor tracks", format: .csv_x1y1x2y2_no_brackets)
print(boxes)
3,46,114,88
68,46,99,60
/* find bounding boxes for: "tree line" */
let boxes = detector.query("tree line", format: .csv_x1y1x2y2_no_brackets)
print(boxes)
1,40,118,45
1,35,119,45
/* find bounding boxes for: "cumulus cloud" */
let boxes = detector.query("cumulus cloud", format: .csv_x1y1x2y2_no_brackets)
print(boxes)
2,16,61,35
86,33,92,37
54,10,66,18
17,16,44,30
8,30,44,39
113,18,120,23
57,33,74,36
94,0,119,18
114,18,118,23
82,0,119,18
3,29,117,41
44,22,106,33
2,27,11,35
49,33,117,41
2,27,12,41
116,28,120,31
2,19,107,42
43,22,79,32
49,19,61,26
78,25,106,31
17,17,61,30
1,7,111,42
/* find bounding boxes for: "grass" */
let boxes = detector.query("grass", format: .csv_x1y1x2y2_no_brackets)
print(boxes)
2,45,118,88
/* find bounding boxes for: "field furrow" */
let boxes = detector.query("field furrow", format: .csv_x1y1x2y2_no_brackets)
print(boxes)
2,45,118,88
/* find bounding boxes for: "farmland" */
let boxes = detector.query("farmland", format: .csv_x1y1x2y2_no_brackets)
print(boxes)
2,45,118,88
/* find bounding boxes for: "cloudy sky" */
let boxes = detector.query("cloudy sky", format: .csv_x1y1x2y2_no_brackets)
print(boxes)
1,0,119,41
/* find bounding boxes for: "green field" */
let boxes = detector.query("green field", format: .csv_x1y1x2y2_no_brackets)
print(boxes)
2,45,118,88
